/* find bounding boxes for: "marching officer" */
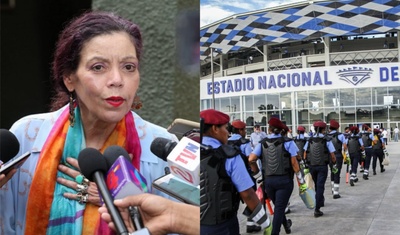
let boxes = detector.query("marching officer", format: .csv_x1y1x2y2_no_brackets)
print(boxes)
371,128,386,175
360,124,373,180
303,121,336,217
347,126,365,186
228,120,262,233
200,109,271,235
326,120,348,199
249,117,306,235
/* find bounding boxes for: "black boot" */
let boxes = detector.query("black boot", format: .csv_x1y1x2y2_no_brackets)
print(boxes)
283,219,292,234
314,209,324,218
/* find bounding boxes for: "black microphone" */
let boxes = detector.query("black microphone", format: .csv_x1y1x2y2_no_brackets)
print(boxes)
150,137,177,161
77,148,128,235
0,129,20,163
103,145,131,169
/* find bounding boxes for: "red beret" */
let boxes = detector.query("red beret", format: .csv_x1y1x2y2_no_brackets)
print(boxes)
297,126,305,132
231,120,246,129
283,124,289,131
329,120,340,129
362,124,369,130
268,117,284,130
350,126,359,132
200,109,229,125
373,128,381,134
313,121,326,128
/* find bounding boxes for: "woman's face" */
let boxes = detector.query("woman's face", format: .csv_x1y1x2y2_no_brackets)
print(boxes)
214,124,229,144
64,32,140,124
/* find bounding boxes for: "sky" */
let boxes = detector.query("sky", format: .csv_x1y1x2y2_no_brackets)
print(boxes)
200,0,301,27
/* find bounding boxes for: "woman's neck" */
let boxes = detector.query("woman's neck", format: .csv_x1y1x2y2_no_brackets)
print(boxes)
81,118,117,150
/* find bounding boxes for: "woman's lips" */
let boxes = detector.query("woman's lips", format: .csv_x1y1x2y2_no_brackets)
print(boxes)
106,97,124,107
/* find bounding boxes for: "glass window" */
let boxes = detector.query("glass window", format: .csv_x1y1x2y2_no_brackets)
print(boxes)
309,109,324,123
340,107,356,124
324,108,339,123
340,89,355,107
200,99,211,110
244,95,253,112
297,110,309,125
356,106,372,123
309,90,323,110
230,96,240,113
324,90,339,108
267,94,279,110
254,94,266,113
372,106,387,123
281,110,292,124
372,87,387,106
219,98,230,113
280,92,291,109
295,91,308,109
356,88,371,106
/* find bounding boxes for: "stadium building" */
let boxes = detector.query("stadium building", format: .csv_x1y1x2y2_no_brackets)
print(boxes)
200,0,400,134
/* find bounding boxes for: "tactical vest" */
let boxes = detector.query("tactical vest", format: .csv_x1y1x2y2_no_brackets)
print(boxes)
227,137,254,187
306,136,329,166
294,137,307,159
327,132,342,152
348,136,361,154
260,137,292,177
372,136,382,150
200,145,241,225
361,132,372,147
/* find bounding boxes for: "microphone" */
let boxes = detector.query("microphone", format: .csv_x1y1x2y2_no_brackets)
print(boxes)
77,148,128,235
150,137,200,205
0,129,31,175
103,145,146,231
0,129,20,164
103,145,148,200
151,137,200,186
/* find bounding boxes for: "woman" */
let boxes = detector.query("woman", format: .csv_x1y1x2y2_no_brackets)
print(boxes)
371,129,385,175
249,117,305,235
0,11,176,235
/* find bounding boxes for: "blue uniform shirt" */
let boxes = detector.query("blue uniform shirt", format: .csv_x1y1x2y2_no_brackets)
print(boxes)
202,136,254,192
303,133,336,153
228,134,252,157
252,133,298,157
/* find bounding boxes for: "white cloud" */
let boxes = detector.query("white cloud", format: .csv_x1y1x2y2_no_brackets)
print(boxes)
200,5,235,27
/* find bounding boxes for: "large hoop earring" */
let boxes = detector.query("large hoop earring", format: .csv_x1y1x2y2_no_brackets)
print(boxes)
69,93,75,127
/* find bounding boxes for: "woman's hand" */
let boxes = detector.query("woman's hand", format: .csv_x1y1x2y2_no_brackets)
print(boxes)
57,157,102,206
0,168,17,188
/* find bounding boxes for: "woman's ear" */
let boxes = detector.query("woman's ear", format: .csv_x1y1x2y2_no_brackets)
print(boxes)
63,75,74,92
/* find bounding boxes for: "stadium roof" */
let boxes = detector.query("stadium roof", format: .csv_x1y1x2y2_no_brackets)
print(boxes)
200,0,400,60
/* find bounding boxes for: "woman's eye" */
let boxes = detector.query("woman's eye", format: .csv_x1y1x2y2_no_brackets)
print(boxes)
125,64,136,72
92,64,104,71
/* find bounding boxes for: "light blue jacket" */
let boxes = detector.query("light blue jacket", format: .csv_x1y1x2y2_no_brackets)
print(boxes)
0,105,177,235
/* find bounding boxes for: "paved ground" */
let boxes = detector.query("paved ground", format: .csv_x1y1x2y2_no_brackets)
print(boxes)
238,140,400,235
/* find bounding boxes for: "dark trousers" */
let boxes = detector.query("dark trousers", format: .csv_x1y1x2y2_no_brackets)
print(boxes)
309,165,328,209
350,152,360,175
363,148,372,173
201,216,239,235
372,149,384,172
330,153,343,184
264,175,293,235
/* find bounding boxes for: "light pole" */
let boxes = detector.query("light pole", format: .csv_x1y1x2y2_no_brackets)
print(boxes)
210,47,215,109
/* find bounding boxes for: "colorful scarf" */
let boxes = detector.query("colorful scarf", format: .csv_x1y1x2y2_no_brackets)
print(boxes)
25,106,141,235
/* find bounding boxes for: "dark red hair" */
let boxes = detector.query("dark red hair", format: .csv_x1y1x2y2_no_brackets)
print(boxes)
50,11,143,110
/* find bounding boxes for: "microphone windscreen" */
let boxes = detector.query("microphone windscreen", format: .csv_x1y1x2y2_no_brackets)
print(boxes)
150,137,177,161
0,129,20,162
78,148,108,181
103,145,130,169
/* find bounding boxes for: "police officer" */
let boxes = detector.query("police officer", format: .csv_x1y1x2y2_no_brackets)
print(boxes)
228,120,261,233
347,126,365,186
303,121,336,217
249,117,305,235
360,124,373,180
327,119,348,199
371,128,386,175
200,109,271,235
